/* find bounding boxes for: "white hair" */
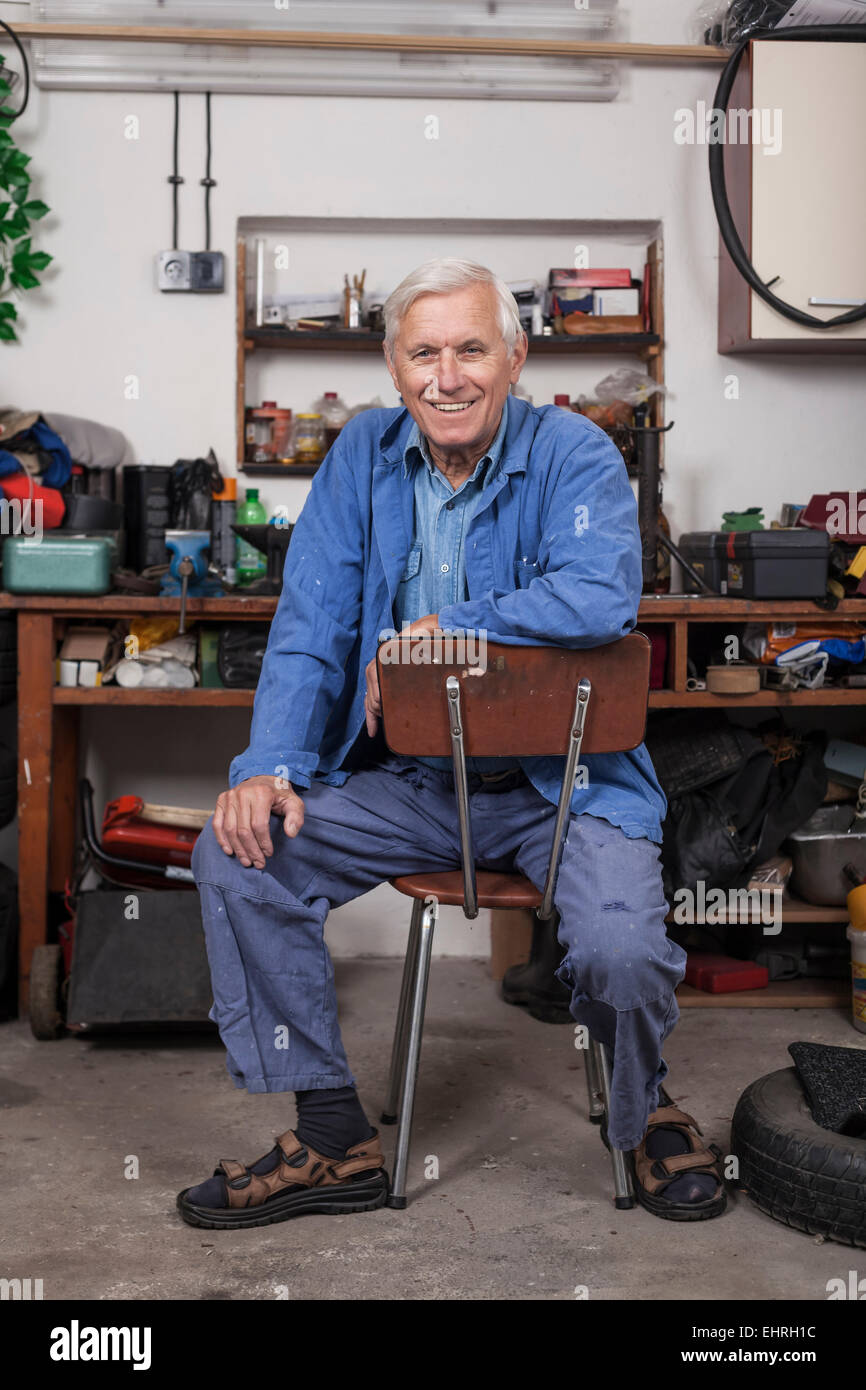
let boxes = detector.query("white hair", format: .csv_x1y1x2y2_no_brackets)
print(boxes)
383,257,523,354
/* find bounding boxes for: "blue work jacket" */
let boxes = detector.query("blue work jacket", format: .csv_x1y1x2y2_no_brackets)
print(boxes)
229,396,667,842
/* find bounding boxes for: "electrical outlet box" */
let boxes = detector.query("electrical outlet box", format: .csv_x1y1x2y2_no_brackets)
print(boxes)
156,250,225,293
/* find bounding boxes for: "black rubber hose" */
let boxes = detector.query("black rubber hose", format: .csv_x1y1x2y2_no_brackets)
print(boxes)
0,19,29,119
709,24,866,330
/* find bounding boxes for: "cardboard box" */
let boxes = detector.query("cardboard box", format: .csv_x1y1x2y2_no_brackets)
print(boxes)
592,288,640,315
56,626,114,687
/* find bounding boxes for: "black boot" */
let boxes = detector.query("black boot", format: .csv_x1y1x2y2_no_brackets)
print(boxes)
501,911,573,1024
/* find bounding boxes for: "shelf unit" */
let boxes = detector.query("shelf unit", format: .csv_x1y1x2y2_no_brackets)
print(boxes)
235,231,666,476
4,592,863,1012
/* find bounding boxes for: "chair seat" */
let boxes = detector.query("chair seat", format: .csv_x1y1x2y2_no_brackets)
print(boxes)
390,869,542,909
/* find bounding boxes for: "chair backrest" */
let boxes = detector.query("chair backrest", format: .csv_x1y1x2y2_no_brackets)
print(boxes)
377,632,652,922
377,631,651,757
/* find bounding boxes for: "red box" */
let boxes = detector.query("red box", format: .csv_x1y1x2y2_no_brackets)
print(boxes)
548,267,632,290
683,952,769,994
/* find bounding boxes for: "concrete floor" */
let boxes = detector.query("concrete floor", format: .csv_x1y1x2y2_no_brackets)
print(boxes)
0,958,860,1302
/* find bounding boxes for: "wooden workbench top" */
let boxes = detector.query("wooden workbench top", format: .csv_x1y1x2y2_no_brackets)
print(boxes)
3,592,866,620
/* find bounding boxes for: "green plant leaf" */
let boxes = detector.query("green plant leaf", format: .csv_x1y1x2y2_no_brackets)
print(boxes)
0,319,18,342
25,251,52,271
0,301,18,319
10,268,39,289
22,199,49,219
4,211,30,238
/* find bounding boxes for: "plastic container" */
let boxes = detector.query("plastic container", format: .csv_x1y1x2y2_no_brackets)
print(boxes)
845,883,866,1033
683,952,769,994
235,488,267,586
678,529,830,599
788,805,866,906
312,393,350,453
3,535,112,595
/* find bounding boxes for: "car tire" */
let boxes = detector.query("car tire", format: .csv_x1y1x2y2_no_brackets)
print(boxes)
731,1066,866,1249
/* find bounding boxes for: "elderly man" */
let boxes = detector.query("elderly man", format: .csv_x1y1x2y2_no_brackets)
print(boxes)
178,258,726,1228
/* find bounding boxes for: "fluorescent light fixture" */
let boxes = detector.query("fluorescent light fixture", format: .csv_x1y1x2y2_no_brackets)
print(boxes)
32,1,621,101
36,1,618,40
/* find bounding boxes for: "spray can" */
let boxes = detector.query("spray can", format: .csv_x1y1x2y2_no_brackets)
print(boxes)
211,477,237,586
846,884,866,1034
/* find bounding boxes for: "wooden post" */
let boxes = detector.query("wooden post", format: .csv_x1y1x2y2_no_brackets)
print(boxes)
49,706,80,895
490,908,533,982
16,612,55,1010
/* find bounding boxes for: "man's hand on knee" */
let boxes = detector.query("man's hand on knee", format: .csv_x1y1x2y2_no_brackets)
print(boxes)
212,775,305,869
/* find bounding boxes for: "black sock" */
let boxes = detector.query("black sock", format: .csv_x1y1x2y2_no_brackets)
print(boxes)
294,1085,375,1160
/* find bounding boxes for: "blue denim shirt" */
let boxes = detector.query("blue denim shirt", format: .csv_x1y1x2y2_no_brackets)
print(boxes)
394,400,515,774
229,396,667,842
395,398,508,624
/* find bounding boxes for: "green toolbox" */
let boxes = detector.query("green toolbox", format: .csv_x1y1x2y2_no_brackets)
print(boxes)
2,535,113,595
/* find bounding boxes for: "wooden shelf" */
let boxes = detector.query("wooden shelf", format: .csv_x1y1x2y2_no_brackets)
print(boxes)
236,233,669,463
246,328,385,352
15,24,729,65
650,688,866,708
53,687,254,707
638,595,866,619
245,327,660,354
0,594,277,618
666,894,849,927
677,979,849,1009
238,461,321,477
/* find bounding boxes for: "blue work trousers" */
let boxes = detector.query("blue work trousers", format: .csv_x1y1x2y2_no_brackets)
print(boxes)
191,756,685,1151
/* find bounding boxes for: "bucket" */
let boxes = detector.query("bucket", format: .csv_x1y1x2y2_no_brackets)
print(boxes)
845,884,866,1034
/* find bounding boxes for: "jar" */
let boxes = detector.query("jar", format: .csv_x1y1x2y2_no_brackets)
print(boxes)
245,402,292,464
292,413,325,466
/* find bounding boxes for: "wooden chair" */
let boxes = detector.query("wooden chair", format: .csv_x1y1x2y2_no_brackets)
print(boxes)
375,630,652,1210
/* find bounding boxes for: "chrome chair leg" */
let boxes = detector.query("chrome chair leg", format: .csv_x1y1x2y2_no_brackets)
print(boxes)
387,896,438,1210
584,1035,605,1124
381,898,423,1125
592,1037,636,1211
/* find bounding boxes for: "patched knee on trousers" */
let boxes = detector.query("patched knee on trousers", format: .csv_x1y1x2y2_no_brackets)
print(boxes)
557,944,669,1013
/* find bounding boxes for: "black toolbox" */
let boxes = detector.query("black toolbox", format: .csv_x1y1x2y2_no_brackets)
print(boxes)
678,529,829,599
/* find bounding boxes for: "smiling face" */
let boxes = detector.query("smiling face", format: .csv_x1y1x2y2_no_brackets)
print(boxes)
384,283,527,473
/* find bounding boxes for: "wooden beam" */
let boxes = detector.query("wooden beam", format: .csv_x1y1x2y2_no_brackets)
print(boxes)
9,23,728,64
16,612,55,1011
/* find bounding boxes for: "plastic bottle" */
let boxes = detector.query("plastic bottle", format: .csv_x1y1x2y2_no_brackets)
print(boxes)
313,392,351,452
236,487,267,586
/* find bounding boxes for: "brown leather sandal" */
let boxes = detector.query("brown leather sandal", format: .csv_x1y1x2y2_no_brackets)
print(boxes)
632,1104,727,1222
177,1129,389,1229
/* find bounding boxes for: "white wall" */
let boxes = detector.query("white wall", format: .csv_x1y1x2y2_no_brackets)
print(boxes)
2,1,865,952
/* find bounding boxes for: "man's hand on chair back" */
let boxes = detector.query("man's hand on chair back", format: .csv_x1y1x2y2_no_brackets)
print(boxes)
212,775,304,870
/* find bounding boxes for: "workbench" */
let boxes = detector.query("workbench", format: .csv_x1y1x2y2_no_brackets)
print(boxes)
3,591,864,1012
